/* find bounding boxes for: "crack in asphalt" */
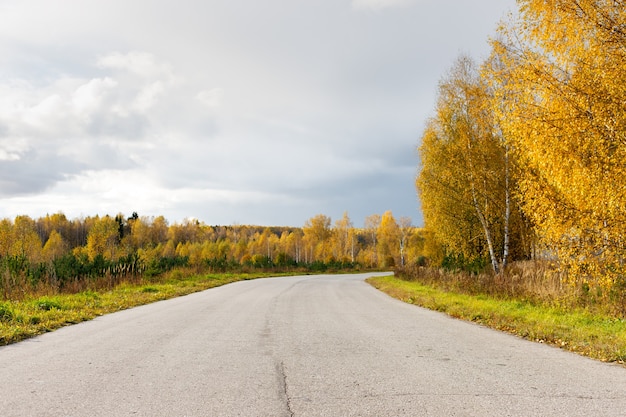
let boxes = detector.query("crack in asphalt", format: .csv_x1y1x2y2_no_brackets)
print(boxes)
276,361,294,417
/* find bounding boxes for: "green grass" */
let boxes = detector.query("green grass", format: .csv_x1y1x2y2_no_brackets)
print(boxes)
367,275,626,364
0,271,283,345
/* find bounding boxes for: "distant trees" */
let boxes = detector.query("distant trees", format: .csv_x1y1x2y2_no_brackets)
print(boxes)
303,214,332,263
377,211,400,268
86,216,120,262
0,210,424,297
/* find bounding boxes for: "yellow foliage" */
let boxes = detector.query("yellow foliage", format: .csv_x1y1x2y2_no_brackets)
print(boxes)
86,216,119,261
42,230,68,262
491,0,626,288
10,216,42,263
418,56,531,271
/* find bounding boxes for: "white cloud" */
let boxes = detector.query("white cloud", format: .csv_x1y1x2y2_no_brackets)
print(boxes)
72,77,117,119
133,81,166,112
97,51,173,79
196,88,224,108
0,149,20,161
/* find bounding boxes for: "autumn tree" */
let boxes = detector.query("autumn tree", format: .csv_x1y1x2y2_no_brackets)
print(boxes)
303,214,332,263
42,230,69,262
491,1,626,287
10,216,43,263
364,214,381,267
150,216,169,246
86,216,120,261
333,212,355,263
376,211,400,267
129,216,151,249
418,55,530,273
0,219,12,257
397,216,413,267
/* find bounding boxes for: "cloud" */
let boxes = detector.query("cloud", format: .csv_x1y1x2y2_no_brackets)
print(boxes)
97,51,173,79
196,88,224,108
0,51,202,197
72,77,118,117
0,0,517,226
351,0,413,11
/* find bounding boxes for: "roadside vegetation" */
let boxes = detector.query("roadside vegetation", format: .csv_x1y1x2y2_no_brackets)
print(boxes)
416,0,626,324
0,210,418,302
0,269,290,345
368,266,626,364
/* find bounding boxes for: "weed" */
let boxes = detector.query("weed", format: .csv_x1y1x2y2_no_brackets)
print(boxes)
0,303,14,322
35,298,62,311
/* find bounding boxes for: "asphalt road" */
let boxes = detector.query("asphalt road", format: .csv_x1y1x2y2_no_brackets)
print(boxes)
2,272,626,416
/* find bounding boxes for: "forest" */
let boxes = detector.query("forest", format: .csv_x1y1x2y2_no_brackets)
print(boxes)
416,0,626,306
0,211,422,299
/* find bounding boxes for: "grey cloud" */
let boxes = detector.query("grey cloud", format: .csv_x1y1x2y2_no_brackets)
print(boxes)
0,150,81,196
87,112,149,139
0,0,516,225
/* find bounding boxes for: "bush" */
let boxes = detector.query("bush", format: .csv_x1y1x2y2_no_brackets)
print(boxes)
145,256,189,277
441,253,487,274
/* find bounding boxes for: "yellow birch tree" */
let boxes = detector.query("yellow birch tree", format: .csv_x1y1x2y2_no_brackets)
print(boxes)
491,0,626,288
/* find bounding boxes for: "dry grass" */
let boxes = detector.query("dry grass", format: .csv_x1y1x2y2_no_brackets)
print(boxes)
395,260,626,316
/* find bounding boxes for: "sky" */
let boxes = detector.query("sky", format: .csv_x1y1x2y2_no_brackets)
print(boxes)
0,0,517,227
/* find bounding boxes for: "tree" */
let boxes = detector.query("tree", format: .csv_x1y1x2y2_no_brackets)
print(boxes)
0,219,12,257
364,214,381,267
398,216,413,267
130,216,151,249
10,216,42,263
149,216,169,246
303,214,332,263
86,216,120,261
491,0,626,287
377,211,400,267
417,55,529,273
42,230,69,262
333,212,355,263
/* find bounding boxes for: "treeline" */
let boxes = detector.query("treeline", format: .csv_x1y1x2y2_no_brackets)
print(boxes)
0,211,423,298
417,1,626,295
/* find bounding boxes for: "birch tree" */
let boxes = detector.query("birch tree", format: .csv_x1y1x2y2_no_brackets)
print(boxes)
491,0,626,288
418,56,524,273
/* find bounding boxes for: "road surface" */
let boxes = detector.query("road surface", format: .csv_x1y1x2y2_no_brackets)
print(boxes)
2,273,626,416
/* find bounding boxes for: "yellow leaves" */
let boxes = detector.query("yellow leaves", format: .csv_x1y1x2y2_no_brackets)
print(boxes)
418,55,531,269
9,216,42,262
490,0,626,290
86,216,119,262
42,231,68,262
377,211,400,267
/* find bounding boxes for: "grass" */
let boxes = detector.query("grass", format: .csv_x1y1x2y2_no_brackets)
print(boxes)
367,275,626,364
0,270,285,345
